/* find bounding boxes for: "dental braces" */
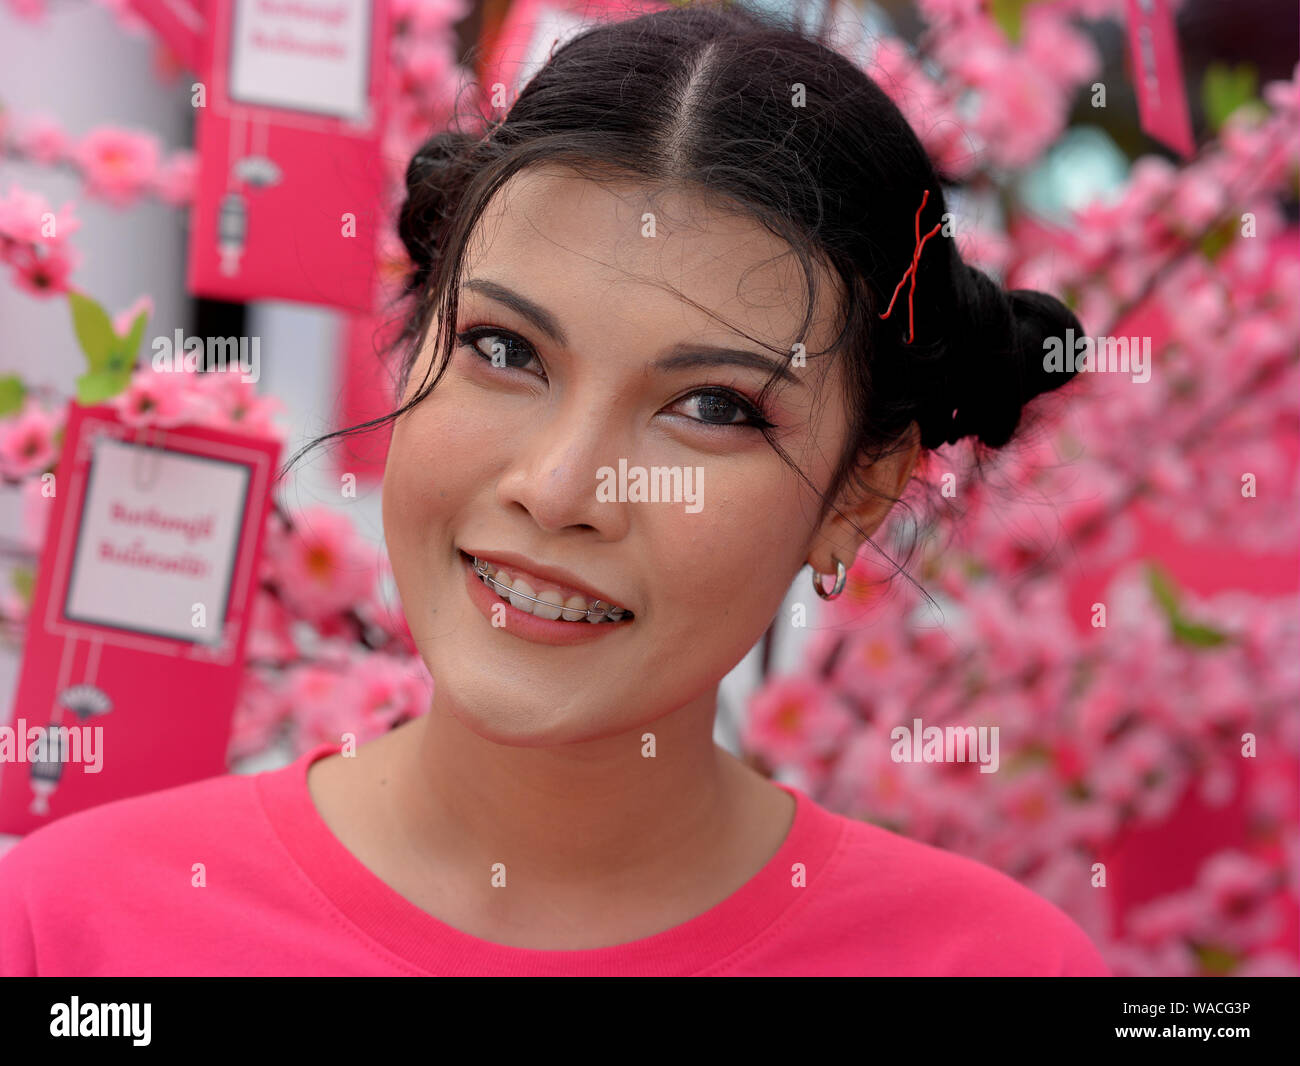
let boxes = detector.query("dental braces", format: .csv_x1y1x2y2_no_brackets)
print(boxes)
473,558,633,621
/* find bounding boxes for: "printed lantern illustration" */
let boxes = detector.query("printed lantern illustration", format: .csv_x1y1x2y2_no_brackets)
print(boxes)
28,684,113,816
218,153,284,276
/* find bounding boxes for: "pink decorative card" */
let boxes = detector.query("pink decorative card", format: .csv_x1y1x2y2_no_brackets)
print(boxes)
187,0,391,310
0,404,280,835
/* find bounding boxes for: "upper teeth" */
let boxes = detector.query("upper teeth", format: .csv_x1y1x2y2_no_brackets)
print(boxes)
472,557,632,622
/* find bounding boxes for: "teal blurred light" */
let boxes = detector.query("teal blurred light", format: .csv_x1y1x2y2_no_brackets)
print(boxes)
1016,126,1131,223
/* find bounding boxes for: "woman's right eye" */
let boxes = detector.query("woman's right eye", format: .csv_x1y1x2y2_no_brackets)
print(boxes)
455,328,544,376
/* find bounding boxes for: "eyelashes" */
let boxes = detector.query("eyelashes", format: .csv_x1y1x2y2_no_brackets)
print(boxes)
454,326,777,431
455,327,541,375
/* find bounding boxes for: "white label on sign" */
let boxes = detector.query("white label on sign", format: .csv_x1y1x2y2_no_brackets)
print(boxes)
228,0,372,122
64,438,250,646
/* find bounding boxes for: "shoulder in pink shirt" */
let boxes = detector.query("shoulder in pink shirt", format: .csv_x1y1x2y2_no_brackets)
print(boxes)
0,742,1110,976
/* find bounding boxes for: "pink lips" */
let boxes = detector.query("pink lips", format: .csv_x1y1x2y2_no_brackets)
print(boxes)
461,552,632,646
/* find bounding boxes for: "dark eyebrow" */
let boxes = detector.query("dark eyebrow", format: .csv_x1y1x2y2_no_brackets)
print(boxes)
461,278,568,347
651,345,802,387
461,277,802,386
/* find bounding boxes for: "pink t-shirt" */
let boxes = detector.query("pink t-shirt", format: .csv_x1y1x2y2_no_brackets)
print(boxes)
0,742,1110,976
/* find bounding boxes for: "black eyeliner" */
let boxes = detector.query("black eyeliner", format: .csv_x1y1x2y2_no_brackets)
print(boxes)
456,325,776,430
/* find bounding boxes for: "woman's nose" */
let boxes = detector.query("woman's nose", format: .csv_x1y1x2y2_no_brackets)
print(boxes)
494,404,631,538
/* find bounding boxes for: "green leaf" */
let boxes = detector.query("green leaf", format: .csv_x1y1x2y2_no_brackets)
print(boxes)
1146,562,1232,647
1173,619,1230,647
12,567,34,606
1202,62,1259,133
989,0,1038,43
1192,942,1239,976
1145,562,1182,621
0,374,25,417
1197,216,1238,261
75,367,133,405
122,307,150,364
67,291,118,369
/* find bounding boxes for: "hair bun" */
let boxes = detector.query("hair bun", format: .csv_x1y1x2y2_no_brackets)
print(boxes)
397,129,481,297
924,263,1083,449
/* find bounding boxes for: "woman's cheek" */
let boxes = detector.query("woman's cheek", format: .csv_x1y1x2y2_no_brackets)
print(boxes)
404,384,503,499
382,389,488,578
642,476,802,655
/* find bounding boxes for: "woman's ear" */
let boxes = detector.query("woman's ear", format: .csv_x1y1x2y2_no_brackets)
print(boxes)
806,423,921,575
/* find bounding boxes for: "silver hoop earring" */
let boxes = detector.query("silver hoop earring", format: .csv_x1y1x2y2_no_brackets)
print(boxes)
812,558,846,600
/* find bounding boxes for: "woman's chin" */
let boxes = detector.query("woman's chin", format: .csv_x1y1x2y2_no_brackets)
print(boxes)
436,682,619,747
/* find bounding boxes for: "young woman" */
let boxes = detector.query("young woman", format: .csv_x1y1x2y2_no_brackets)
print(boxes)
0,3,1109,976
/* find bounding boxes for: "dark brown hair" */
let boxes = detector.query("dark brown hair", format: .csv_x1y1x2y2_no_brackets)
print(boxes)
287,0,1083,575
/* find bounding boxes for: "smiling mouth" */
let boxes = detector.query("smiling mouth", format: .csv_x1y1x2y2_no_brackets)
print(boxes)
464,553,635,623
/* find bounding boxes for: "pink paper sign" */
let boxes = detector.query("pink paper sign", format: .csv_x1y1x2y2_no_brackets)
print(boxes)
0,404,281,836
187,0,391,311
1125,0,1195,158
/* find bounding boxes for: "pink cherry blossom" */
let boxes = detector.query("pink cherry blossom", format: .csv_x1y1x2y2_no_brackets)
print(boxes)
14,113,71,165
111,367,201,428
266,506,379,624
151,151,198,207
913,0,986,21
0,400,59,477
353,652,433,729
1198,851,1277,919
2,0,47,21
1021,6,1100,92
389,0,470,32
1168,170,1227,233
246,587,298,664
973,61,1070,168
0,184,80,249
195,368,285,439
1234,952,1300,977
1126,893,1203,948
74,126,162,207
6,239,80,296
743,676,855,768
286,651,420,753
282,663,356,749
227,672,290,763
866,38,977,179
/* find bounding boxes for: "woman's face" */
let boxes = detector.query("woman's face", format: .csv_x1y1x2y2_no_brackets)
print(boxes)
383,165,873,745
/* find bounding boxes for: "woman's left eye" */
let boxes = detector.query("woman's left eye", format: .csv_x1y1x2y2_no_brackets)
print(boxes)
672,389,774,430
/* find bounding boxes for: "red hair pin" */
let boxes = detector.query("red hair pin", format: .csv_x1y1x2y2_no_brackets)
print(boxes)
878,188,942,344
